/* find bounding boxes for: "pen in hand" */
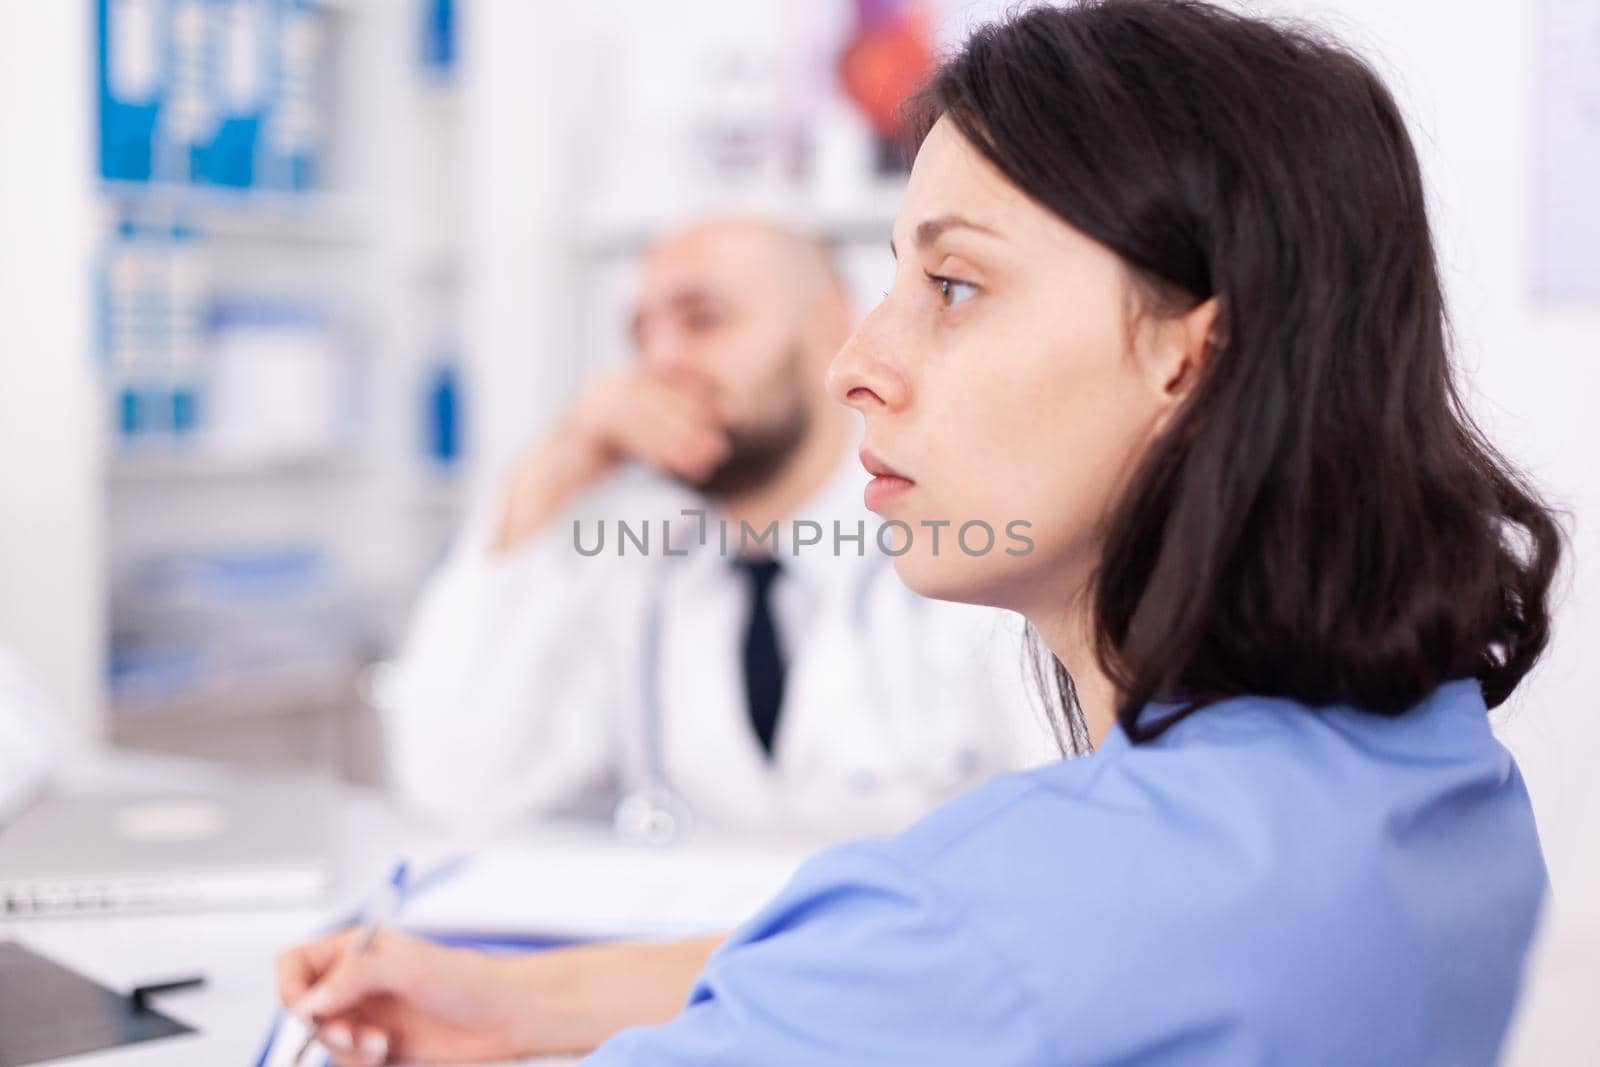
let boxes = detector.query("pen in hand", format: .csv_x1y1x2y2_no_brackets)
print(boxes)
291,860,410,1066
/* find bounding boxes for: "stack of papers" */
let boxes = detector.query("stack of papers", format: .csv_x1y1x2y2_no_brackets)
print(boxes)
397,830,815,941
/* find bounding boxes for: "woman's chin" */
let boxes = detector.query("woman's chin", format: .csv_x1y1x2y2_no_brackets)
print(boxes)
889,550,1018,610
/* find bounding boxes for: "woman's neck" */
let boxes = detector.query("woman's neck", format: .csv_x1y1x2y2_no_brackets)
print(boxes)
1034,600,1119,749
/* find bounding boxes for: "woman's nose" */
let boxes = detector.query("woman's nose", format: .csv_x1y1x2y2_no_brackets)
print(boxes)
827,314,909,414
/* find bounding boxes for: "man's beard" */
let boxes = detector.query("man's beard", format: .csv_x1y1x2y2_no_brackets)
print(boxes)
685,403,810,499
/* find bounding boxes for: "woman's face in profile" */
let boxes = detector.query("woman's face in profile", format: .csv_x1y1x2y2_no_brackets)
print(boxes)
828,117,1196,622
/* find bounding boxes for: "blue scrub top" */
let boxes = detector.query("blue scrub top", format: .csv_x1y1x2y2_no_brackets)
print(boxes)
584,679,1545,1066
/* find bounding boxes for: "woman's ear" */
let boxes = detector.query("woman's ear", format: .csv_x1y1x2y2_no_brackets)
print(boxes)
1168,296,1221,400
1138,295,1221,406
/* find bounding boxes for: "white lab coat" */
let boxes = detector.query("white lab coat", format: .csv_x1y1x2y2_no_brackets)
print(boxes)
0,645,62,825
379,456,1059,839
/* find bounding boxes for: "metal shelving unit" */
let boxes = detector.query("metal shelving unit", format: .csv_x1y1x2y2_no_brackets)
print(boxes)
95,0,469,772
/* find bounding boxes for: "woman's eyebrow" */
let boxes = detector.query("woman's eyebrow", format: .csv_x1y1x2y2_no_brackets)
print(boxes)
889,214,1002,259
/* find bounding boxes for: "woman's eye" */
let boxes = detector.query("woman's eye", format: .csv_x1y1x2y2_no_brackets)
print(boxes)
932,275,979,309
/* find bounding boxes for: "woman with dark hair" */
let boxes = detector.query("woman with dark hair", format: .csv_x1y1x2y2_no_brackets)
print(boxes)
277,2,1561,1063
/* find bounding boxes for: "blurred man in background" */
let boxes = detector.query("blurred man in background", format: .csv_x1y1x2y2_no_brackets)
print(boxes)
379,217,1051,840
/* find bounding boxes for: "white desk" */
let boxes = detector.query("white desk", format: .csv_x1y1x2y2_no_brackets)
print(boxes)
2,753,814,1067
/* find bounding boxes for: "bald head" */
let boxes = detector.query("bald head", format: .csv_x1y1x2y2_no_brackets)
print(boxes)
629,217,855,497
641,218,848,324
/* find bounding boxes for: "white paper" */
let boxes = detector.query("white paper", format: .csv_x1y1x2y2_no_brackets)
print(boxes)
398,832,812,941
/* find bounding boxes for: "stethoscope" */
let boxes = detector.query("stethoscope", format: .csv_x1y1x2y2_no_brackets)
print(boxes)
612,554,693,845
611,546,897,846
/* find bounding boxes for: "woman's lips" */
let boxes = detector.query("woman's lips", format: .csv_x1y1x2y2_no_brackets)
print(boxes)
859,448,914,513
864,474,914,512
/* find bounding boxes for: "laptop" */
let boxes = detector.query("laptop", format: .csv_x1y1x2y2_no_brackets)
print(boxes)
0,779,334,917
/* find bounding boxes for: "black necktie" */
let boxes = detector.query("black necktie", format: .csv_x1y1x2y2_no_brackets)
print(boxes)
734,556,787,759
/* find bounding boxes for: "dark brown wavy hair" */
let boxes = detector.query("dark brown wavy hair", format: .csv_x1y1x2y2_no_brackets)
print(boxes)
912,0,1563,748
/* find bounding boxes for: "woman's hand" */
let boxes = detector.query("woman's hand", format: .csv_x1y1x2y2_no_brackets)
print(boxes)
276,928,726,1065
276,929,543,1065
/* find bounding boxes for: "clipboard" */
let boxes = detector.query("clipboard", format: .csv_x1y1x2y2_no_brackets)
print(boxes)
0,941,194,1067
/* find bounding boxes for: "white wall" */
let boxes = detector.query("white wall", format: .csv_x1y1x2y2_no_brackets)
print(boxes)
459,0,594,494
0,0,103,741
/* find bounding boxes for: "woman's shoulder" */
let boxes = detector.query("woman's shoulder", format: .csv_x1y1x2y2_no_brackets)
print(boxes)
842,679,1547,1063
887,679,1542,903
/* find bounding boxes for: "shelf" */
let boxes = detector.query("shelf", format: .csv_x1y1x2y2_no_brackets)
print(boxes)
108,450,370,485
109,662,362,729
100,181,376,247
410,470,470,512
